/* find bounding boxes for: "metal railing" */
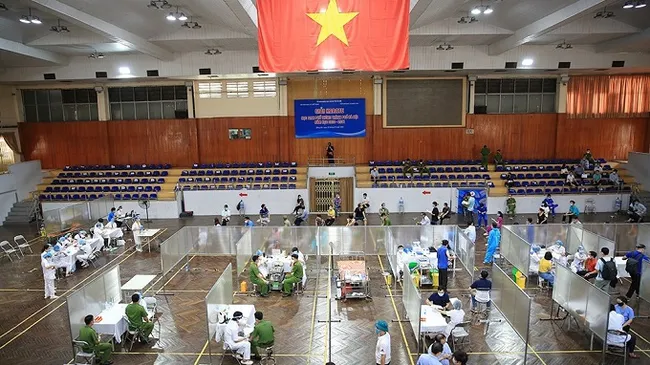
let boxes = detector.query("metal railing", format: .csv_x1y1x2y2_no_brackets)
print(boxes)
307,155,356,166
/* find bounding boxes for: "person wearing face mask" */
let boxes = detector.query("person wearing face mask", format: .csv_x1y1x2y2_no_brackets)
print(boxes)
221,204,231,226
615,296,635,332
41,245,57,299
463,222,476,244
418,342,443,365
431,334,453,365
224,311,253,364
607,304,640,359
437,240,451,290
374,320,391,365
426,287,452,310
440,299,466,337
483,222,501,264
396,245,406,282
562,200,580,223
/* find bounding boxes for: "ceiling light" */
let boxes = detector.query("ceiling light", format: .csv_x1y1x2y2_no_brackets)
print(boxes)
556,40,573,50
635,1,647,8
436,42,454,51
458,16,477,24
166,12,176,20
470,7,481,15
205,48,221,55
623,1,634,8
177,13,187,21
166,6,188,21
483,6,493,14
88,51,105,59
20,8,41,25
148,0,172,9
0,3,8,11
50,19,70,33
521,58,534,66
119,66,131,74
594,7,615,18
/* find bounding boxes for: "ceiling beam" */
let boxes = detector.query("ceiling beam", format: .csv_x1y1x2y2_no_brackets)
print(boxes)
410,0,434,29
31,0,175,61
596,27,650,53
0,37,68,65
488,0,610,55
223,0,258,37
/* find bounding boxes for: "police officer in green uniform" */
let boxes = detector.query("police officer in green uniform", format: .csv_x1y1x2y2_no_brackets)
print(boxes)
250,255,270,297
417,159,430,178
494,149,504,170
506,195,517,219
282,253,304,297
402,158,414,179
249,311,275,360
125,293,154,342
78,314,113,365
480,145,491,169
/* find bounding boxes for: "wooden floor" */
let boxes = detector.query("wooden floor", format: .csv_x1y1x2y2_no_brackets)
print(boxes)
0,213,649,365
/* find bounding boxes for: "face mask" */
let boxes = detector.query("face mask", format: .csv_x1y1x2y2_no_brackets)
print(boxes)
617,302,624,306
376,329,380,335
438,292,445,296
398,249,403,253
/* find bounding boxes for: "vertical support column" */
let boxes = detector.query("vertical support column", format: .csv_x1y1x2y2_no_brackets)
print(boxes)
557,75,568,113
186,82,195,118
95,86,109,121
468,75,477,114
372,76,382,115
278,77,288,116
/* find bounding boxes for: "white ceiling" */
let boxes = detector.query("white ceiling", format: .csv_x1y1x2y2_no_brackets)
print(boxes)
0,0,648,68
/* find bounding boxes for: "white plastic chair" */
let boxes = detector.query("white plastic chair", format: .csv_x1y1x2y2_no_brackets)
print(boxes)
451,321,471,351
122,316,142,352
0,240,20,262
13,235,33,256
606,329,628,365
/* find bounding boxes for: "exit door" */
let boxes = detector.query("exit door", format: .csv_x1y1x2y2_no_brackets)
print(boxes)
309,177,354,213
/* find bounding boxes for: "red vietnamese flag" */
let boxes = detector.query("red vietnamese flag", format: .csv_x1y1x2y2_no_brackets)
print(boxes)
257,0,409,72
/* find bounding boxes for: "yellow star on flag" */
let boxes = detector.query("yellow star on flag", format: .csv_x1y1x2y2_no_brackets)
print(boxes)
307,0,359,46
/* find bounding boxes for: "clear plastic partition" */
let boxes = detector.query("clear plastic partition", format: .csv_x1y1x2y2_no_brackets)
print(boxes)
187,226,240,255
89,196,115,221
581,230,601,255
567,225,585,254
402,262,421,346
552,264,571,310
597,236,615,256
160,228,194,276
205,262,234,342
66,266,121,342
555,264,589,319
385,227,399,278
43,208,62,233
391,226,428,250
324,226,369,255
455,229,475,278
366,226,388,254
511,224,569,247
500,226,531,277
636,224,650,249
585,284,610,342
491,263,531,342
581,223,616,241
640,261,650,303
250,226,280,252
235,229,253,275
434,225,457,250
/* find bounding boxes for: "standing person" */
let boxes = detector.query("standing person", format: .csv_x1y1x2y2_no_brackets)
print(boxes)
237,199,245,216
506,195,516,220
588,247,616,292
326,142,335,164
249,311,275,361
333,193,342,217
537,208,548,224
463,222,476,243
379,203,390,217
466,192,476,225
131,216,143,252
476,202,488,229
224,311,254,365
375,320,391,365
282,253,304,297
562,200,580,223
437,240,451,290
542,194,558,217
249,255,269,297
623,244,649,299
78,315,113,365
41,247,57,299
221,204,231,226
439,203,450,225
494,149,504,170
258,204,270,226
480,145,490,169
483,222,501,264
431,201,440,225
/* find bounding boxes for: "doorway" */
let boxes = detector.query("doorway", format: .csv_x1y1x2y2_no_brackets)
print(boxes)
309,177,354,213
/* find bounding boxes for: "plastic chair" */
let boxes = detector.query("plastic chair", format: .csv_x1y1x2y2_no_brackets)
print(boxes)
13,235,33,256
606,330,628,365
451,321,471,351
73,340,96,364
1,240,21,261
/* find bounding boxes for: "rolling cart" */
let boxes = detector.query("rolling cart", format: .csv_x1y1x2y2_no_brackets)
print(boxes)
334,253,371,301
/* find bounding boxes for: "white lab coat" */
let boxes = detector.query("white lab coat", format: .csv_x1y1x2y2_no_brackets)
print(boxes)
419,216,431,225
463,225,477,243
77,244,93,265
41,256,56,298
529,252,543,274
223,320,251,359
571,251,587,273
444,309,466,337
221,209,231,221
132,221,143,250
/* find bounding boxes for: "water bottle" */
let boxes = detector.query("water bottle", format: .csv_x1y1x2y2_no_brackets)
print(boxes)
140,225,145,234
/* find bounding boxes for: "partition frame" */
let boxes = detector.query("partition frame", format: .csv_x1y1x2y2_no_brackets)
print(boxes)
401,262,422,352
500,226,531,278
205,262,234,365
454,229,475,279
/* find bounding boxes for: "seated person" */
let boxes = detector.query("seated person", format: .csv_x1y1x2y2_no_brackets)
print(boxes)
418,342,443,365
432,334,453,365
258,204,270,225
607,304,640,358
353,204,367,225
381,213,392,226
249,255,269,297
426,287,452,310
314,214,325,226
325,206,336,226
592,170,602,186
571,246,588,273
134,291,157,311
538,252,555,286
294,208,308,226
125,293,154,343
283,216,291,227
615,296,635,332
78,314,113,365
565,173,579,188
418,212,431,226
628,200,647,223
577,251,598,280
574,164,585,178
224,311,254,364
529,245,543,275
609,169,623,186
249,311,274,361
593,162,603,173
281,253,303,297
370,167,379,183
417,159,430,177
559,164,569,179
244,217,255,227
440,299,465,338
505,173,515,189
76,239,93,268
345,214,355,227
469,270,492,311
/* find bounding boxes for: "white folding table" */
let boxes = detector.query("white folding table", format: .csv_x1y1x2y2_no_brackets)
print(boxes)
121,274,157,298
135,229,162,252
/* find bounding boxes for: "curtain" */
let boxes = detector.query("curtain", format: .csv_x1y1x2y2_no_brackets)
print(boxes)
567,75,650,118
0,132,21,155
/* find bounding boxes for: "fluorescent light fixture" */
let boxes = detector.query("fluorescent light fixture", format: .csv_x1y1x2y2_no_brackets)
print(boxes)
166,12,176,20
623,1,634,8
177,13,187,21
483,6,493,14
470,7,481,15
118,66,131,75
636,1,647,8
521,58,534,66
30,16,41,24
19,16,30,23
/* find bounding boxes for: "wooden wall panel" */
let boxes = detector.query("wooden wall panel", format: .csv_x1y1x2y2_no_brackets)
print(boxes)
287,77,374,115
196,117,289,163
106,120,198,166
19,121,110,169
555,115,649,160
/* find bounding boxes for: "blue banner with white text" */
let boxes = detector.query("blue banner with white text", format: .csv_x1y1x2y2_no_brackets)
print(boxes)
294,98,366,138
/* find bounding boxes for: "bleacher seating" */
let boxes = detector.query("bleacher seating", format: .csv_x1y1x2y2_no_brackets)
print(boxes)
177,162,306,191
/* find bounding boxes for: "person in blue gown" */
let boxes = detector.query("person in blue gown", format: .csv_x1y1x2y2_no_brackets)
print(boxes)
483,222,501,264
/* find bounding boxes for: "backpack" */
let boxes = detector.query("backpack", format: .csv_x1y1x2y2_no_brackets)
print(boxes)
625,252,640,276
600,258,617,281
236,201,241,211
